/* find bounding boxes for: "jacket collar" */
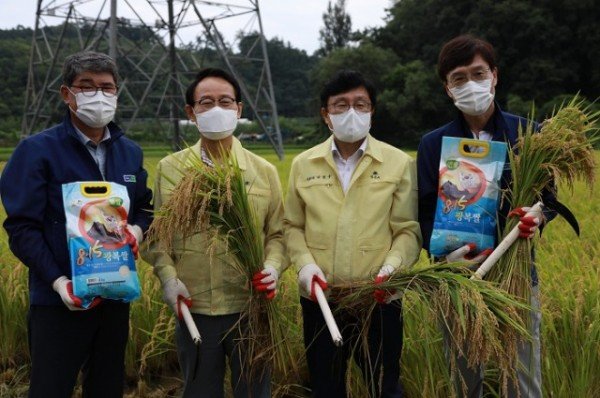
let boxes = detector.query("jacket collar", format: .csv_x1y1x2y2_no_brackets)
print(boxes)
62,111,124,144
192,136,248,170
309,134,384,164
453,101,516,146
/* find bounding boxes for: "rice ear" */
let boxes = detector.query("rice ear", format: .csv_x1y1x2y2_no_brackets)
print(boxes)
331,263,530,391
487,95,598,306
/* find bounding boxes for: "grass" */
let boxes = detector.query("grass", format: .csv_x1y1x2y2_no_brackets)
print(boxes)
0,148,599,397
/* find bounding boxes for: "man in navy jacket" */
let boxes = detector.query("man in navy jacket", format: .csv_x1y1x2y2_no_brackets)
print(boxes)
1,51,152,398
417,35,550,397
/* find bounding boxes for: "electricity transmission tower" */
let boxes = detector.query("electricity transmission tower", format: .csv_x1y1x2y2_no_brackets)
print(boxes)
22,0,284,158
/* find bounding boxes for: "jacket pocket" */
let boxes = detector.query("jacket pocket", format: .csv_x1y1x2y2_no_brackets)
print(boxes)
356,237,388,277
358,237,386,252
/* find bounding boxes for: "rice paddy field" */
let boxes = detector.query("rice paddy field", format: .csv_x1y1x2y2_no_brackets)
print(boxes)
0,147,598,397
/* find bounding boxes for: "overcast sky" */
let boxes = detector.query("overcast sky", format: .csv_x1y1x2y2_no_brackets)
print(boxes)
0,0,393,54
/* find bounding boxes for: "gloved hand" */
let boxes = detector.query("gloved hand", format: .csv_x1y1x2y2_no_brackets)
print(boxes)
509,207,542,239
124,224,143,259
252,265,279,300
446,243,493,264
52,276,101,311
374,264,398,304
298,263,328,301
162,278,193,319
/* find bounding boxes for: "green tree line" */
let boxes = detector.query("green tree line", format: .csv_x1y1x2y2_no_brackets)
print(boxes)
0,0,598,147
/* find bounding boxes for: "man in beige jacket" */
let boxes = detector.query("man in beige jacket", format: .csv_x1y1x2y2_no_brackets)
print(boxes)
284,70,422,397
145,68,285,398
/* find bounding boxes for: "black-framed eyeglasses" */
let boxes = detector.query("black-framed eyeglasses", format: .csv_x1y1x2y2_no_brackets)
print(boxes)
328,100,372,115
447,67,491,88
193,97,238,111
70,85,119,97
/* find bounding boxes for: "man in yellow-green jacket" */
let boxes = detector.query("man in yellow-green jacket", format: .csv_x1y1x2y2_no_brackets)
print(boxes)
284,70,422,398
145,68,285,398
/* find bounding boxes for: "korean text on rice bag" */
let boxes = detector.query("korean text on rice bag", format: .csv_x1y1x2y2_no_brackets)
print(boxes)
62,181,141,307
430,137,507,257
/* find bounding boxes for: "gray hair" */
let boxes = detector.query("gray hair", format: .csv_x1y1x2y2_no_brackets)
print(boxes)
62,51,118,86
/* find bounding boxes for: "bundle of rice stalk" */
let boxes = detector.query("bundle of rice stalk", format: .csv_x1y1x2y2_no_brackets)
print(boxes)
486,96,598,304
147,149,294,380
331,263,530,394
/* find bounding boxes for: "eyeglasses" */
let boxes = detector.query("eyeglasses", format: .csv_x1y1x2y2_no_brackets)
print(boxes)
194,97,238,112
447,67,491,88
70,85,119,97
328,100,372,115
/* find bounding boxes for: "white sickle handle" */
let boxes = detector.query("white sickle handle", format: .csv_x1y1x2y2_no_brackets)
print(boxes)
313,283,343,346
472,201,543,280
180,302,202,345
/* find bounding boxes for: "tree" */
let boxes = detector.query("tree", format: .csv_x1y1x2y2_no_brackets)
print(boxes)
318,0,352,56
379,60,452,146
310,42,401,142
375,0,600,109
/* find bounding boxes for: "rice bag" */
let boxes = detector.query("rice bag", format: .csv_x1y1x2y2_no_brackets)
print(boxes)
429,137,507,257
62,181,141,307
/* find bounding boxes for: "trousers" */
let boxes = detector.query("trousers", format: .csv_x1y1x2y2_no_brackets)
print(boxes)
27,301,130,398
301,297,404,398
175,312,271,398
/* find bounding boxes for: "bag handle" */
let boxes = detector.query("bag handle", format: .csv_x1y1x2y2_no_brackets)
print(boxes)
80,182,112,198
458,139,490,158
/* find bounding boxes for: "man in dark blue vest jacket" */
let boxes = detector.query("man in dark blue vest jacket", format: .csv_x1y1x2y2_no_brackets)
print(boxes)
1,51,152,398
417,35,553,398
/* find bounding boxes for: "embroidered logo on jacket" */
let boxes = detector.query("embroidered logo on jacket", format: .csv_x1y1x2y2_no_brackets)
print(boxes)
123,175,136,183
305,174,332,182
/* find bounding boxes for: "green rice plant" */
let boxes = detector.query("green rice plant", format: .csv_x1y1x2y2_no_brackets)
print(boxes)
487,96,598,306
536,170,600,397
127,262,179,386
0,263,29,369
147,149,295,382
2,148,600,396
401,292,454,397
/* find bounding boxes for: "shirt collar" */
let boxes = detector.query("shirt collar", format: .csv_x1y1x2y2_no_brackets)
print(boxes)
309,134,384,164
73,125,111,147
331,136,368,159
192,136,248,171
473,130,493,141
456,101,512,143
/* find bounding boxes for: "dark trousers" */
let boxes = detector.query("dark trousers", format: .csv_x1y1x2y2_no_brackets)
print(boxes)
301,297,404,398
175,312,271,398
27,301,130,398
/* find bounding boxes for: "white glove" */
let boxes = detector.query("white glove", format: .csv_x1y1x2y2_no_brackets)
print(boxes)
52,276,84,311
298,263,328,301
252,265,279,300
162,278,192,318
377,264,395,278
446,243,492,264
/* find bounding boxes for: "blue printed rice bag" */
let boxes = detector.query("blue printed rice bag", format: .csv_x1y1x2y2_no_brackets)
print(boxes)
430,137,507,257
62,181,141,307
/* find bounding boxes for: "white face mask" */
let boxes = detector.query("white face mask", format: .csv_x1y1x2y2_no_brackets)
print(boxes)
449,78,494,116
70,91,117,128
328,108,371,143
195,106,238,140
